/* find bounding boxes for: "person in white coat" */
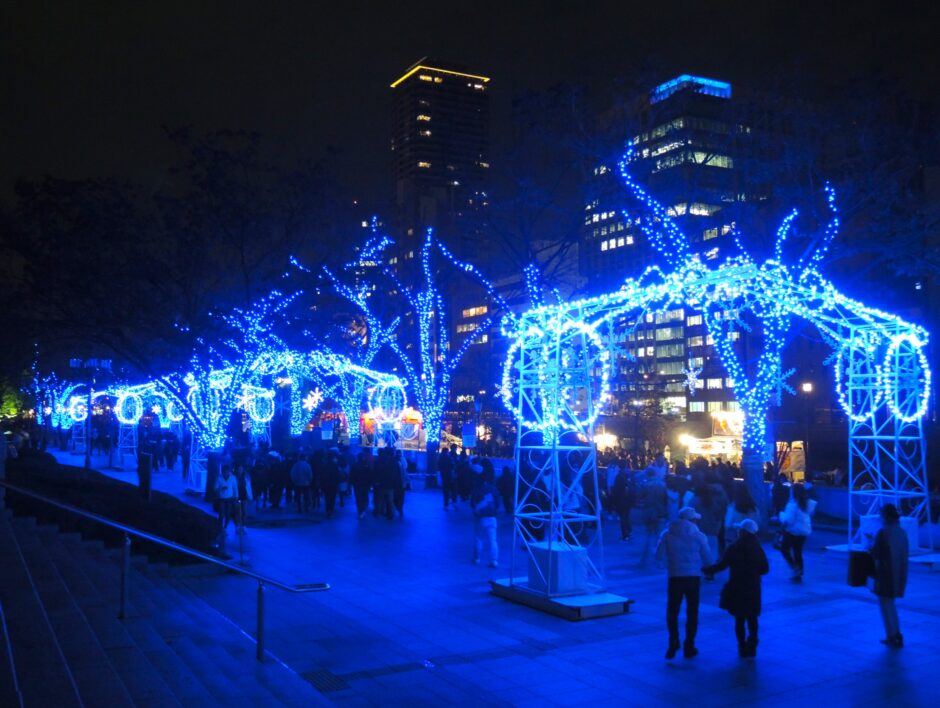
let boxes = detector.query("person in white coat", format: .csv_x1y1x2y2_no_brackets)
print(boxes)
778,483,816,581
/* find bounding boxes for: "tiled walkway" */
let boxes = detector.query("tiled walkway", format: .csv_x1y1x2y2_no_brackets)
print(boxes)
61,451,940,706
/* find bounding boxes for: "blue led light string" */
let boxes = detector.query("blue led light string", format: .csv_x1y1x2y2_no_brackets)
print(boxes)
773,209,799,263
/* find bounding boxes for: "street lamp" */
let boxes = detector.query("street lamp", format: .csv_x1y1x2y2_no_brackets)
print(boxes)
800,381,814,477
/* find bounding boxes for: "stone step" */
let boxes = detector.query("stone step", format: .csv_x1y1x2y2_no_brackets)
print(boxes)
0,599,23,708
12,521,136,708
23,519,186,706
139,571,329,706
39,531,215,703
39,527,110,607
122,619,216,704
109,557,295,705
164,635,246,703
163,575,332,707
17,513,327,706
0,516,82,707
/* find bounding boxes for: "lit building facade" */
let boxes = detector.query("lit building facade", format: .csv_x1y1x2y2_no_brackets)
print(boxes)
581,75,765,439
388,59,494,425
390,58,491,261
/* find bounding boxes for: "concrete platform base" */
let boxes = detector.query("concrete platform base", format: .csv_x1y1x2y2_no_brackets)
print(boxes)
489,578,632,621
910,553,940,571
826,543,937,559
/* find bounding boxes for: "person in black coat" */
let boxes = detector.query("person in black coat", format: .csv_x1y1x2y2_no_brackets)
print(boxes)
321,450,342,518
349,450,374,519
703,518,770,658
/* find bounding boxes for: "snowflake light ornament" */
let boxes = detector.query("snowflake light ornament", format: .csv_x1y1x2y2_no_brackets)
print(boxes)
681,359,703,397
303,388,324,412
773,365,797,406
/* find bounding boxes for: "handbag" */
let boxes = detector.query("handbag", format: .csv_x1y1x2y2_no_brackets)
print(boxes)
847,550,874,587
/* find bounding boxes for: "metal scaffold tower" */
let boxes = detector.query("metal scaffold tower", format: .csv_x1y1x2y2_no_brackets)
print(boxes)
117,423,137,469
188,434,207,491
510,304,609,597
841,322,933,550
70,421,86,453
500,257,933,612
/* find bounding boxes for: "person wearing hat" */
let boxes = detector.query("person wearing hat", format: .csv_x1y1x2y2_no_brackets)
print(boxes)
870,504,908,648
656,506,711,659
703,518,769,658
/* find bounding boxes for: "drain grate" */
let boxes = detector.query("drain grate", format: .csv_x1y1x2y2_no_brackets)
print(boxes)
303,669,350,693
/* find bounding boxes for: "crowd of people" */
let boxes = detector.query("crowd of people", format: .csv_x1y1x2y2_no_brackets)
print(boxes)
210,443,418,548
2,417,913,657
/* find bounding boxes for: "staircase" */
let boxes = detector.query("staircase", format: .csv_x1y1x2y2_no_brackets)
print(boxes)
0,508,331,707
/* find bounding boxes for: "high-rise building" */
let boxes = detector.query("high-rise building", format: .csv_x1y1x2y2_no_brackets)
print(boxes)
581,74,771,445
388,59,495,424
390,58,491,260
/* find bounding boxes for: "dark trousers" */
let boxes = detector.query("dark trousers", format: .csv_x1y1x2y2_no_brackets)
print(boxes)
323,486,337,515
354,485,370,515
618,504,633,539
735,616,758,646
394,488,404,515
442,478,457,507
295,485,311,512
666,576,701,647
780,532,806,571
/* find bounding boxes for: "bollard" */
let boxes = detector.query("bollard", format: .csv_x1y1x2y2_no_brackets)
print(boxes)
256,581,265,662
119,533,131,619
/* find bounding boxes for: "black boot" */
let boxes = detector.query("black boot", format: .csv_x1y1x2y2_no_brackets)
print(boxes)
665,641,680,660
683,640,698,659
738,642,749,658
746,636,758,657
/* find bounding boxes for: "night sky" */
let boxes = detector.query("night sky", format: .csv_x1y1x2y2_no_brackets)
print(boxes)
3,1,937,209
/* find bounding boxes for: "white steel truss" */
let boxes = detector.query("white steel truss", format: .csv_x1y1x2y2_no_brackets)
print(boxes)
505,259,933,597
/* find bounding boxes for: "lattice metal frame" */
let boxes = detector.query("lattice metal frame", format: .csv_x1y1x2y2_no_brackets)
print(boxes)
846,323,933,550
70,422,85,453
188,434,207,491
508,304,609,597
506,262,933,592
117,423,137,470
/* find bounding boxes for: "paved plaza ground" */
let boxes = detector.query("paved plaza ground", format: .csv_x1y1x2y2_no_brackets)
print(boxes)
57,451,940,706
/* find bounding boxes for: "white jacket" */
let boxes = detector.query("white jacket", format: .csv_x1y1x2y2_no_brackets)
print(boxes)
780,499,817,536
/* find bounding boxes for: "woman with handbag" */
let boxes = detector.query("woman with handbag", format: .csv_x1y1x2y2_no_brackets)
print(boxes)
703,519,769,658
871,504,909,648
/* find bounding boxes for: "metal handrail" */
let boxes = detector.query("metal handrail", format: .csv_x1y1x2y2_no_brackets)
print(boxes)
0,480,328,661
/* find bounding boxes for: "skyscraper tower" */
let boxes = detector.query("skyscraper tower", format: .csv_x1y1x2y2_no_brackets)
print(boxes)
581,74,764,434
390,58,491,259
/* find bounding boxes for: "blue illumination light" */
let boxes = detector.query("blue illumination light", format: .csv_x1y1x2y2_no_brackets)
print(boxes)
650,74,732,104
502,151,931,461
326,220,510,447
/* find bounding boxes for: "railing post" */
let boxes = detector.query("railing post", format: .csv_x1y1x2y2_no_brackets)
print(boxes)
119,533,131,620
256,580,265,662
